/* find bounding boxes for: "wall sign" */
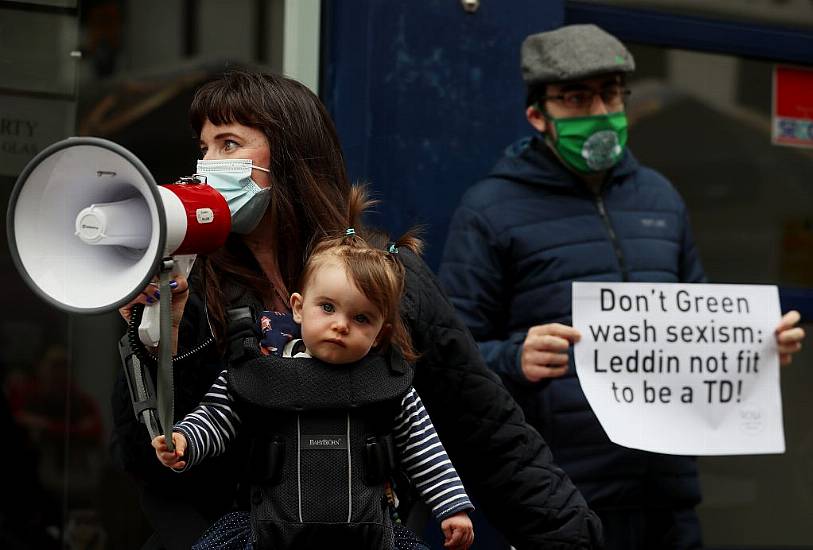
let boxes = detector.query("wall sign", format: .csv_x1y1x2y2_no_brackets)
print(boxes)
773,65,813,149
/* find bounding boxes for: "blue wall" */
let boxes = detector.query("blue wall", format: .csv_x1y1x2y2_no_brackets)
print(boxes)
323,0,565,270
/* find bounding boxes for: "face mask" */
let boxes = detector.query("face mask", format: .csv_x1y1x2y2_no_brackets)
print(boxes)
548,112,628,173
196,159,272,234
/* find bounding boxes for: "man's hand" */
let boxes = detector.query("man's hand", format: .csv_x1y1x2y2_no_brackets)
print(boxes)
521,323,581,382
440,511,474,550
152,432,188,470
776,310,805,366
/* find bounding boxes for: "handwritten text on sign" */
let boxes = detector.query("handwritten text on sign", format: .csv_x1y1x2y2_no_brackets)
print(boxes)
572,282,784,456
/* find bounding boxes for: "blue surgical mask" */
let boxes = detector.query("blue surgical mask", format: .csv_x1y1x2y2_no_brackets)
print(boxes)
196,159,272,234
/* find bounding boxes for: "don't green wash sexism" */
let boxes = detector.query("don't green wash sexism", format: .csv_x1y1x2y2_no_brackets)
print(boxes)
590,288,762,376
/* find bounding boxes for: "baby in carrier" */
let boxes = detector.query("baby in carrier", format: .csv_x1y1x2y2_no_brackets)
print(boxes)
152,187,474,550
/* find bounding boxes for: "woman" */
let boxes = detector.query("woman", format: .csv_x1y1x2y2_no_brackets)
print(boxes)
111,69,603,549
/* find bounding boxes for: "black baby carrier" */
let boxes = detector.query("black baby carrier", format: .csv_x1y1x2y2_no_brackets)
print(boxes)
227,306,413,550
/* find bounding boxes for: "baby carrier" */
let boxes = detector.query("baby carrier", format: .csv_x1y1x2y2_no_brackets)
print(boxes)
226,305,413,550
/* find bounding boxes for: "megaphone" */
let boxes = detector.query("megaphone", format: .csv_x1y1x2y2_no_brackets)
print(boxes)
7,137,231,339
8,136,232,451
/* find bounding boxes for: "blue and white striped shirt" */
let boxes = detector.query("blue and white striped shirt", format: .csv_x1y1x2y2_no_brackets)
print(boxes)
174,368,473,521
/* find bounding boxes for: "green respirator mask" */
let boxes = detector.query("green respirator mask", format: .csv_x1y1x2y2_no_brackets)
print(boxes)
544,111,629,173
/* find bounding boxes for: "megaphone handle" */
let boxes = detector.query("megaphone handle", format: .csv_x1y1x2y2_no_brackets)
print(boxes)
138,254,196,348
139,305,161,347
156,258,176,453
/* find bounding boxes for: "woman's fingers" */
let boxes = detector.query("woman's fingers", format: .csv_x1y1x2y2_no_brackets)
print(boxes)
118,276,189,322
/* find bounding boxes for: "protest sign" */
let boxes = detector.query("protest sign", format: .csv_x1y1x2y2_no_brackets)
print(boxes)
572,282,784,455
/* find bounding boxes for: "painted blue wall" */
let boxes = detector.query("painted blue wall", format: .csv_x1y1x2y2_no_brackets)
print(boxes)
323,0,565,270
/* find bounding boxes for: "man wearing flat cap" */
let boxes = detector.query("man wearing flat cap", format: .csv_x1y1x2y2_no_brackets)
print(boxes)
439,24,704,550
441,22,806,550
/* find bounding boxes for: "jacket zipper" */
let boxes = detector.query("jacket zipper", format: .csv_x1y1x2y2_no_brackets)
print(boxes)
594,193,630,281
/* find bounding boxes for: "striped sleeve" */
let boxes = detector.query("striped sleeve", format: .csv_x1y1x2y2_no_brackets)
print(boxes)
173,369,241,472
394,387,474,521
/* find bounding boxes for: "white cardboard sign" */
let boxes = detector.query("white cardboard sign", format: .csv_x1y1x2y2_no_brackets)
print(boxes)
572,282,784,456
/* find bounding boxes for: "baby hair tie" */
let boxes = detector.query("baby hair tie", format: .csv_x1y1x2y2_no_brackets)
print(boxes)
345,228,356,236
387,243,399,255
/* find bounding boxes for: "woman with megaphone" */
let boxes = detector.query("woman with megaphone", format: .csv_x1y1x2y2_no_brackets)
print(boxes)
110,69,605,550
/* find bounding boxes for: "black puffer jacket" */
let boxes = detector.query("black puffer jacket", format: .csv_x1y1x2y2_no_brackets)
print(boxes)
400,250,601,549
111,252,602,550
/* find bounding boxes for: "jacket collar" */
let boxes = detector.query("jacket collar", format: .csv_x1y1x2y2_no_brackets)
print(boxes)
488,133,640,192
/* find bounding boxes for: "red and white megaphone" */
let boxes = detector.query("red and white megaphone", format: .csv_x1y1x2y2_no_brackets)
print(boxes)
7,137,231,345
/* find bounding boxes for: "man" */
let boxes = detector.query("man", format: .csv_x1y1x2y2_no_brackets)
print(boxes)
438,24,805,550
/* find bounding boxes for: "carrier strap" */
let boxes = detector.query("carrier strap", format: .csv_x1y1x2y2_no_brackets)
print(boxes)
223,280,265,364
229,348,413,411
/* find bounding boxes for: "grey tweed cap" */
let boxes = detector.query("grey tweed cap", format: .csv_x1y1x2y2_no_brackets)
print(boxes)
521,24,635,85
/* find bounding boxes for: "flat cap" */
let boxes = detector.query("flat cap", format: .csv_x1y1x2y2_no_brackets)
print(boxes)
521,24,635,85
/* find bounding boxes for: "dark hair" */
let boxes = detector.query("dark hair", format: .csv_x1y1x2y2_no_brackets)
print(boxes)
189,69,350,341
525,83,546,108
300,186,422,362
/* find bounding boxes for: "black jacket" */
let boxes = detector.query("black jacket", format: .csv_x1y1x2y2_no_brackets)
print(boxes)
111,252,602,549
399,250,601,549
438,137,704,541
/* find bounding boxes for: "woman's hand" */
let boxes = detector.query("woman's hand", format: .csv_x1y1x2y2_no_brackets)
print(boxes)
440,511,474,550
775,310,805,366
118,276,190,353
152,432,188,470
118,276,190,325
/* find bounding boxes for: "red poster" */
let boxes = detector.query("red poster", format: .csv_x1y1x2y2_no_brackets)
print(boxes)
772,65,813,148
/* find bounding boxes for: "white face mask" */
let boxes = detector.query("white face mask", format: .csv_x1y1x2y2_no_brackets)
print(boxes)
196,159,272,234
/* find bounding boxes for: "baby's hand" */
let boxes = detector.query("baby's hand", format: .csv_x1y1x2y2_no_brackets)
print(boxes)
151,432,188,470
440,511,474,550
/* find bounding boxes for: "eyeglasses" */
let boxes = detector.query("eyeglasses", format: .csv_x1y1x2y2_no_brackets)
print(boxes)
542,86,631,110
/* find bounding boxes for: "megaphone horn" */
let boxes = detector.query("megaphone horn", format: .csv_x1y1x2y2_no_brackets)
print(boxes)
7,137,231,316
8,137,233,452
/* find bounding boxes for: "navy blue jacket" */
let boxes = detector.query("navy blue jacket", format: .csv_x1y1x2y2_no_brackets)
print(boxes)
439,135,705,515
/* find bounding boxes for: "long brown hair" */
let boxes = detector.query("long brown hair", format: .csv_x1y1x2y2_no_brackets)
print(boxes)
189,69,350,340
300,186,422,362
